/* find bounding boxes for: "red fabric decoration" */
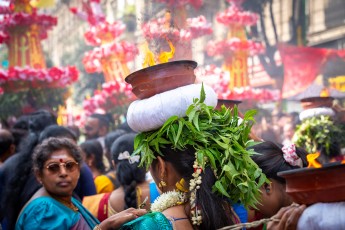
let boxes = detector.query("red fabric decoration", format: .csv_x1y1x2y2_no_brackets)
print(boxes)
279,44,329,98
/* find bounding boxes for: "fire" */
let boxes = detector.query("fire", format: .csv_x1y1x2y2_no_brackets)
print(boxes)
142,42,155,68
142,39,175,68
158,39,175,63
142,11,175,67
307,152,322,168
320,87,330,97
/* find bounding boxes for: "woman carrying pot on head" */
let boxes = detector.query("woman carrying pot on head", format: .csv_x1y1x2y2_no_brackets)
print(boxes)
118,84,268,230
16,137,146,230
248,141,308,230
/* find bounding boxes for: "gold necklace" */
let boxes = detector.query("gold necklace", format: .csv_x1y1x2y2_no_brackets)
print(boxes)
52,196,79,212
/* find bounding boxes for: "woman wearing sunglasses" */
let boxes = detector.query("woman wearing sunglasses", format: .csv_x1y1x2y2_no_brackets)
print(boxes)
15,137,146,230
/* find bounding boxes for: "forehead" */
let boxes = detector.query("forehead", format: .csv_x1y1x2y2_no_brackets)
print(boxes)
85,117,99,126
46,149,74,162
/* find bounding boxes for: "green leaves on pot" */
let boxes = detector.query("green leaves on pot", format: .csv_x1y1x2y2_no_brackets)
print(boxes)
133,87,267,208
293,115,342,155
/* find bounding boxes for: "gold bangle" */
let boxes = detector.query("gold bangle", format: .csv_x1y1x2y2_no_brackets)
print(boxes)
93,225,102,230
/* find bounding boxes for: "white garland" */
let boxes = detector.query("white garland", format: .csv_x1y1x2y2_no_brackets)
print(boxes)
299,107,335,121
151,191,187,213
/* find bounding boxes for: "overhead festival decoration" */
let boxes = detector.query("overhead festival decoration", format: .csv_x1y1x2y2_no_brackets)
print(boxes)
141,0,212,63
195,65,280,102
205,0,273,101
70,0,138,82
0,0,78,94
83,79,134,116
279,44,345,99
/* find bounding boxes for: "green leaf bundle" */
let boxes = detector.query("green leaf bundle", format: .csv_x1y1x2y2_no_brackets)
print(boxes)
133,88,267,208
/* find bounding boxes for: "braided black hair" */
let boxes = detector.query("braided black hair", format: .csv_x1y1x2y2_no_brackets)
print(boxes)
111,133,146,209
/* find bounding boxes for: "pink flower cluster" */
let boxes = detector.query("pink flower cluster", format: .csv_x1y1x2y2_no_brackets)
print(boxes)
186,16,213,38
0,66,79,87
0,31,9,43
206,38,265,57
216,5,258,26
195,65,280,102
219,87,281,102
0,12,57,43
84,21,126,46
154,0,203,9
0,87,3,95
83,80,134,115
142,15,212,42
0,3,13,14
82,41,138,73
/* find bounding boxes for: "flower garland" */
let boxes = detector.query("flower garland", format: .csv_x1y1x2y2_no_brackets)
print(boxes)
189,154,203,225
151,191,187,213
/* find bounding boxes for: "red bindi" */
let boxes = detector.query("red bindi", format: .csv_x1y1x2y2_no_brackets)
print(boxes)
59,159,63,163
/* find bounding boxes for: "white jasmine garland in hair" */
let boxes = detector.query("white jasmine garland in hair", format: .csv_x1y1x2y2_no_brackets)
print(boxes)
190,153,203,225
150,191,187,213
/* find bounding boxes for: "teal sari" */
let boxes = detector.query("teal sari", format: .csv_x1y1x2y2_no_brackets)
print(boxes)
16,196,99,230
120,212,172,230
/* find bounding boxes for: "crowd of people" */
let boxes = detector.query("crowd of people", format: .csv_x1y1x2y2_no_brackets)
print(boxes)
0,84,344,230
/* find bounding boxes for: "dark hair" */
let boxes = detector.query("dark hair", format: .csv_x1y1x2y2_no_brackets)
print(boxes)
38,125,77,143
250,141,308,183
117,121,135,133
0,129,14,157
80,139,105,174
1,111,57,229
90,113,110,128
104,129,127,154
28,110,57,134
33,137,83,173
152,146,234,230
10,115,30,148
111,133,146,209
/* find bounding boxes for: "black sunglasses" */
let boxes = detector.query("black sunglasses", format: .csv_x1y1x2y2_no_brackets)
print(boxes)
45,161,79,174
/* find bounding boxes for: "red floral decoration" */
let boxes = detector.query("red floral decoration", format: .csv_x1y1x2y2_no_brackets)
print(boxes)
82,41,138,73
0,12,57,42
0,66,79,90
206,38,265,57
154,0,203,9
0,31,9,43
84,21,126,46
216,5,258,26
142,15,212,42
83,79,135,116
195,65,280,102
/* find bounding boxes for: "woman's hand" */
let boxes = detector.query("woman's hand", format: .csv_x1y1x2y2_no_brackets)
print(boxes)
267,204,306,230
98,208,147,230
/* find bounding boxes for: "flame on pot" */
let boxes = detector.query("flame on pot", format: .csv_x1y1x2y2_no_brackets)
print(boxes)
142,39,175,68
307,152,322,168
142,11,176,67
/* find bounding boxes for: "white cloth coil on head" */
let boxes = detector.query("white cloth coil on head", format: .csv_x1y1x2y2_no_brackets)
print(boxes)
126,84,218,132
299,107,335,121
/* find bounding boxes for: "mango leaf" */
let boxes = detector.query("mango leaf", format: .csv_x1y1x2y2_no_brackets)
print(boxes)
215,181,230,197
243,109,257,121
200,83,206,103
